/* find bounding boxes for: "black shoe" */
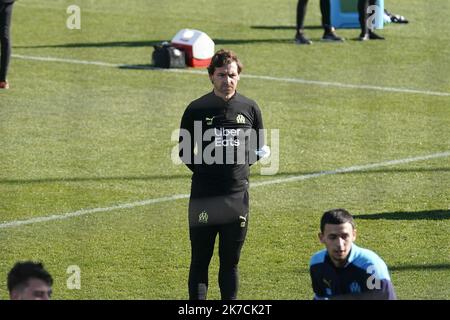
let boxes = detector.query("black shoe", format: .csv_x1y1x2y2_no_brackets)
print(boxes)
359,32,369,41
322,31,344,42
369,31,385,40
295,33,312,45
391,14,409,24
391,15,406,23
359,31,385,41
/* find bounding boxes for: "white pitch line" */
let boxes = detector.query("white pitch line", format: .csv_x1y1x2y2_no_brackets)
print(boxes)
241,74,450,97
1,151,449,230
12,54,121,68
251,151,450,187
12,54,450,97
0,194,190,229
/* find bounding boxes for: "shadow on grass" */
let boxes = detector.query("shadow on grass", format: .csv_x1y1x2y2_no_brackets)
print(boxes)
273,167,450,177
0,174,191,184
2,166,448,185
13,37,295,50
14,40,164,49
250,167,450,184
251,25,323,30
390,263,450,272
118,64,158,70
214,38,293,45
355,210,450,220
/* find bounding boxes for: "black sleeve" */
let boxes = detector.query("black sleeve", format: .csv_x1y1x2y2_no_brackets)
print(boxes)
179,106,195,172
249,103,265,166
374,279,397,300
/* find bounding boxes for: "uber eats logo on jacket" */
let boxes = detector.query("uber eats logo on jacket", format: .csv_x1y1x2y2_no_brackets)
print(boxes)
214,128,241,147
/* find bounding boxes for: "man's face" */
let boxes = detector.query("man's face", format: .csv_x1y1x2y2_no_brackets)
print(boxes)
319,222,356,268
209,62,240,100
10,278,52,300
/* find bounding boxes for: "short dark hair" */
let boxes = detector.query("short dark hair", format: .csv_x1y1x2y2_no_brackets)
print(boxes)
320,209,355,233
7,261,53,293
207,49,243,75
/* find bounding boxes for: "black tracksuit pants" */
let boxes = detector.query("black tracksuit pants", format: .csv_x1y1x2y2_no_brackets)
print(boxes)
297,0,332,32
188,191,249,300
0,2,13,81
358,0,377,35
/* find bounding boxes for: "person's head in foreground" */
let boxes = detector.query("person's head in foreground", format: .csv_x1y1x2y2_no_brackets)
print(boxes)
310,209,397,300
319,208,357,267
8,261,53,300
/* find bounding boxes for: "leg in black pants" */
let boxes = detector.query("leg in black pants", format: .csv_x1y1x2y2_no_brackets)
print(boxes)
188,226,217,300
320,0,331,32
358,0,385,40
218,222,246,300
188,220,247,300
297,0,333,32
296,0,308,32
295,0,312,44
0,2,13,85
319,0,343,41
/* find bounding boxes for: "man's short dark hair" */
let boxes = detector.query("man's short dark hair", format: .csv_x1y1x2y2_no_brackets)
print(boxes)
320,209,356,233
7,261,53,293
207,49,243,75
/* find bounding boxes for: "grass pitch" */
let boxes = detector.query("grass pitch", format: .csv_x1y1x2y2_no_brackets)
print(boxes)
0,0,449,299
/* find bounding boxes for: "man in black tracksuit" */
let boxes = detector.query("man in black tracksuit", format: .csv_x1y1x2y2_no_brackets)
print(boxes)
0,0,15,89
179,49,268,300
